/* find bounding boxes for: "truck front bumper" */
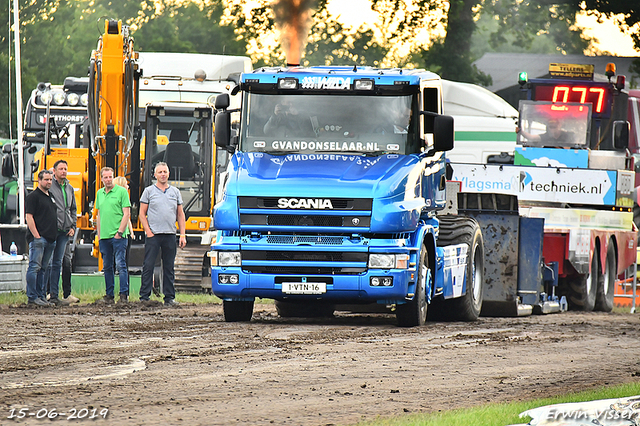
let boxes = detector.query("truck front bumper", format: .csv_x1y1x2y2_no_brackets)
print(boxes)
212,267,417,304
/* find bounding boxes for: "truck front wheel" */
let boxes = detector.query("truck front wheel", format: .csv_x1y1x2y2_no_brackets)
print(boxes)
396,246,428,327
223,300,254,322
595,242,616,312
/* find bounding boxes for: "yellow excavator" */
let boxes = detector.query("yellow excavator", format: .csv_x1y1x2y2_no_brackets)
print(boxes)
35,19,245,291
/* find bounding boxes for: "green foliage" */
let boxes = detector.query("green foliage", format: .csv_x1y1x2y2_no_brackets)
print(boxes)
303,7,389,67
399,0,636,85
583,0,640,50
480,1,591,54
133,0,244,55
1,0,639,137
0,0,245,138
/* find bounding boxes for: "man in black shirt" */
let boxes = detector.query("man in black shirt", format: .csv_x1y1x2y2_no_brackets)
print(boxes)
25,169,58,307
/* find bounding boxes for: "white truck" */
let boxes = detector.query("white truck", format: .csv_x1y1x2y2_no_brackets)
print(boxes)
443,80,518,164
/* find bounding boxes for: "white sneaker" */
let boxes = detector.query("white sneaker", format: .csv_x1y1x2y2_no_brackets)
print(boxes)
64,295,80,303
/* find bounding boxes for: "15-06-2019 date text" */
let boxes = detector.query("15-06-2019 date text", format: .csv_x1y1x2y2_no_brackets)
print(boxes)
7,407,109,420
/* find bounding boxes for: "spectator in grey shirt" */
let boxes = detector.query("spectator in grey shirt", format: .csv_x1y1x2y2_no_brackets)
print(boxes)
138,162,186,306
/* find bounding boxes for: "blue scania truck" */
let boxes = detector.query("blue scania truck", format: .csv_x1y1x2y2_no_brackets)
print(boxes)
210,65,487,326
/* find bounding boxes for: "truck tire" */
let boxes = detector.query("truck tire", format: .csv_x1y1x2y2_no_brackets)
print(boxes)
223,300,254,322
566,252,598,311
435,216,484,321
275,301,335,318
595,242,616,312
396,245,428,327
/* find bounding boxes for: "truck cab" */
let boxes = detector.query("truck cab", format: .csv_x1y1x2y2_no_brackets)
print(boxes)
211,66,484,326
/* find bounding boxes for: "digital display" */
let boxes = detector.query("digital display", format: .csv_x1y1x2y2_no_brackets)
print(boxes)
532,82,612,118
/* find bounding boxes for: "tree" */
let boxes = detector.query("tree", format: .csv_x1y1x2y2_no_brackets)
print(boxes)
132,0,244,55
376,0,639,84
1,0,247,138
238,0,392,67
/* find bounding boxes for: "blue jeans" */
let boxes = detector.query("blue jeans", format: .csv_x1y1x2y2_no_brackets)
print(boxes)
140,234,177,302
26,237,57,302
46,232,69,300
99,237,129,297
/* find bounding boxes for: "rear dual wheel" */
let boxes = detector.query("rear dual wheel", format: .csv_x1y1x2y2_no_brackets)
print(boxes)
566,251,598,311
595,242,616,312
432,216,484,321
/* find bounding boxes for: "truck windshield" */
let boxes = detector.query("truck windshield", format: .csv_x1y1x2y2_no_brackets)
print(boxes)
240,93,417,155
517,101,591,148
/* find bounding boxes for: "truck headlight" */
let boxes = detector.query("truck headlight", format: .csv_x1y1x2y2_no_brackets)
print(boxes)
67,93,80,106
40,92,53,104
218,251,241,267
52,91,66,106
278,77,298,89
369,254,394,269
368,254,409,269
354,79,374,90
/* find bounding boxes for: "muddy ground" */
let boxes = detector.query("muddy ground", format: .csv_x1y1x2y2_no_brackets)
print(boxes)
1,303,640,426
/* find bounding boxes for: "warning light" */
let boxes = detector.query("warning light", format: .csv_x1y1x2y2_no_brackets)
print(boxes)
518,72,528,87
605,63,616,78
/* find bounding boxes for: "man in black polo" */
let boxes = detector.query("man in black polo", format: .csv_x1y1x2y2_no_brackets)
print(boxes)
25,169,58,307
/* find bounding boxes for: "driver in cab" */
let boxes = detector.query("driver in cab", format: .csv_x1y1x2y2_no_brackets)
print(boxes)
263,100,313,137
516,118,574,147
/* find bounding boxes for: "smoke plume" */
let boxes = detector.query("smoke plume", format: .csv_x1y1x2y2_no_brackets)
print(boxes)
271,0,317,66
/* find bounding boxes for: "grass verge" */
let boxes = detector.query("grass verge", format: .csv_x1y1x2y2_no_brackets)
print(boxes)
355,381,640,426
0,289,223,305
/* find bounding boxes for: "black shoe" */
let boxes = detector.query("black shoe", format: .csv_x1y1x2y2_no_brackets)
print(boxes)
164,299,180,307
49,298,70,306
27,298,51,307
117,294,129,304
95,295,115,305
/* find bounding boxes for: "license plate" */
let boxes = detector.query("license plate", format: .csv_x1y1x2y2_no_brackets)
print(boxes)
282,282,327,294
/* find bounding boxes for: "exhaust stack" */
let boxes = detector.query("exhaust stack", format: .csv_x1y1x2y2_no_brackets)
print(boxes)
272,0,316,67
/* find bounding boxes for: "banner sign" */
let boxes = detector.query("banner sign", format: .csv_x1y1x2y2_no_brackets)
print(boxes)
450,163,617,206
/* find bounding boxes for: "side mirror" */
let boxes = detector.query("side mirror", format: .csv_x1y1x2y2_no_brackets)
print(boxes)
215,111,231,149
612,120,629,150
215,93,230,110
433,115,454,152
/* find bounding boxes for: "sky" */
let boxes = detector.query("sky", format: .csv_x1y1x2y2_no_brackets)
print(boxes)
327,0,639,57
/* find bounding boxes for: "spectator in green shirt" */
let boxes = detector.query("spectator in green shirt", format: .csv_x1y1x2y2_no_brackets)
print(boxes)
95,167,131,304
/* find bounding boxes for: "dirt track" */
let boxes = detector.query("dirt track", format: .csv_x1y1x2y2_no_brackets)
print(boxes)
1,303,640,426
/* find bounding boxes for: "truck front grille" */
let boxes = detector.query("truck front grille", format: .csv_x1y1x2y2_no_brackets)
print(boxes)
241,250,368,275
241,214,370,228
239,197,372,211
243,266,366,275
265,235,343,245
243,251,367,262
